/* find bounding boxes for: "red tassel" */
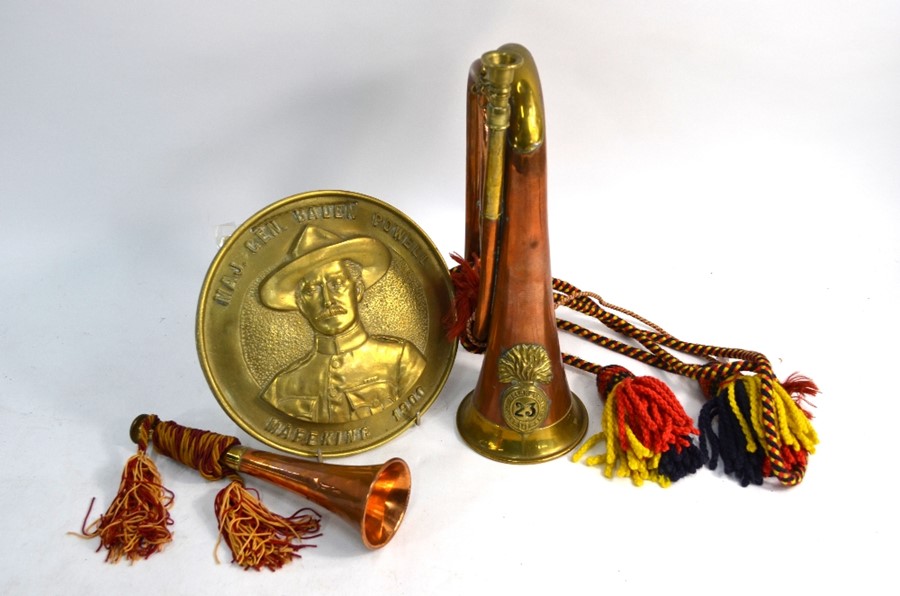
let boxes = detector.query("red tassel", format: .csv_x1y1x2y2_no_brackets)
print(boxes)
609,374,698,456
781,372,819,418
445,253,480,340
575,365,704,486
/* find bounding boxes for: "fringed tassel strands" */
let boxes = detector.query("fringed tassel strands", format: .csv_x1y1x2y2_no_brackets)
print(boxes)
698,373,818,487
77,415,321,570
213,484,321,571
148,418,322,571
75,414,174,563
567,361,705,487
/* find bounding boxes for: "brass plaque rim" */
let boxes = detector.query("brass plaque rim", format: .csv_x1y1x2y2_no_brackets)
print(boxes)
197,189,457,457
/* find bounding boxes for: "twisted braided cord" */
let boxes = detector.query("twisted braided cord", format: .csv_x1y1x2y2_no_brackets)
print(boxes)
552,278,801,485
150,419,242,482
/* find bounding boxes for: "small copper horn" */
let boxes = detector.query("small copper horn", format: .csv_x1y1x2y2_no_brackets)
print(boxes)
457,44,589,463
130,415,410,549
221,447,410,550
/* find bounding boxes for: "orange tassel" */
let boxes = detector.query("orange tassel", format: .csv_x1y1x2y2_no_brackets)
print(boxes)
214,480,321,571
77,450,174,563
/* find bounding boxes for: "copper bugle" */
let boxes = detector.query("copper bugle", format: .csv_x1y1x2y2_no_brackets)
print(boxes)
457,44,589,463
130,415,410,549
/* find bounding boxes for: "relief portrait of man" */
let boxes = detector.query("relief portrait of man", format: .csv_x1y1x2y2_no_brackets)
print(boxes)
257,225,427,423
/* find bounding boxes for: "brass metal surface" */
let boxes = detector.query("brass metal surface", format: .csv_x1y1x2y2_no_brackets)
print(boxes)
479,50,522,222
459,44,588,463
198,190,457,457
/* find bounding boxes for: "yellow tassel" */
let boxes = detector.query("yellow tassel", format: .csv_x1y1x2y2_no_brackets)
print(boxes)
772,379,818,453
572,387,670,487
740,375,818,456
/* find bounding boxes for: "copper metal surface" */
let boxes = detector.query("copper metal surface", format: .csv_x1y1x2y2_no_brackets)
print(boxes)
223,446,410,549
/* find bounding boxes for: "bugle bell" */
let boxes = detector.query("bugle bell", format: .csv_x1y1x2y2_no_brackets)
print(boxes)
221,447,410,550
456,44,589,463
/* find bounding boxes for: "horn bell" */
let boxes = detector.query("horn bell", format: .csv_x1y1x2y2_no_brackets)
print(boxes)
457,44,588,464
223,446,410,549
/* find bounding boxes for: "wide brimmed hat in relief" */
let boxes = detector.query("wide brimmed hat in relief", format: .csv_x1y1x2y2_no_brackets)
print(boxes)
259,225,390,310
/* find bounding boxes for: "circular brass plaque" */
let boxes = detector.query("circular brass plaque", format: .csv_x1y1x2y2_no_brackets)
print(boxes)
197,190,457,457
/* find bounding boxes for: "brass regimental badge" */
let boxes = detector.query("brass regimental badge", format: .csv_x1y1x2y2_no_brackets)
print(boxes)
498,344,552,434
197,190,457,457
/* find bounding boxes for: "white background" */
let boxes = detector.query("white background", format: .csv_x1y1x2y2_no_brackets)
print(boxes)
2,1,898,594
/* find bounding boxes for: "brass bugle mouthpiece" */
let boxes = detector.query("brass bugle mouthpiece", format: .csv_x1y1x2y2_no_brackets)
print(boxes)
131,414,411,549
